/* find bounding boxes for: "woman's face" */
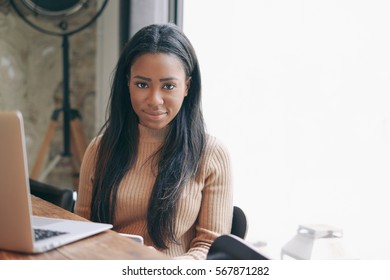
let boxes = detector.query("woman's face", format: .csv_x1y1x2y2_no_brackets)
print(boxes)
128,52,190,130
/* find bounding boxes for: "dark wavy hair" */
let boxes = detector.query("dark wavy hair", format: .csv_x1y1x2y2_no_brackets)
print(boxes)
90,23,206,249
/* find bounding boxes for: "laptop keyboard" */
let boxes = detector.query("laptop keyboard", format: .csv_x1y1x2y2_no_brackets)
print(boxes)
34,228,68,241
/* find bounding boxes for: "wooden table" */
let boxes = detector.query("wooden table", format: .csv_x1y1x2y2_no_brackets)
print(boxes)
0,196,169,260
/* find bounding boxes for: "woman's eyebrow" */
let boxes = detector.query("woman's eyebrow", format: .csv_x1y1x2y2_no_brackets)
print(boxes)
132,75,178,82
133,75,151,81
160,77,178,82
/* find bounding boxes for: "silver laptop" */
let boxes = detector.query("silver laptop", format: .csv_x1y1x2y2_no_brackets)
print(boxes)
0,111,112,253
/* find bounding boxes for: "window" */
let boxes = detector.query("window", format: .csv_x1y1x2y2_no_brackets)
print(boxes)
184,0,390,259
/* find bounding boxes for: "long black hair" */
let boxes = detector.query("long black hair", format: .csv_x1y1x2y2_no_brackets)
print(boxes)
90,24,206,249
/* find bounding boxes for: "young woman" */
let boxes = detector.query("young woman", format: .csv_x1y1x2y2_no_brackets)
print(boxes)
75,23,233,259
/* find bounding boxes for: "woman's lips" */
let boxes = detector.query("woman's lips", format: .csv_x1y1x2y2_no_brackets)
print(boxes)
143,110,167,120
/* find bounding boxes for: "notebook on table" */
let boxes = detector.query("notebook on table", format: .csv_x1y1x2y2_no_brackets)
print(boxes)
0,111,112,253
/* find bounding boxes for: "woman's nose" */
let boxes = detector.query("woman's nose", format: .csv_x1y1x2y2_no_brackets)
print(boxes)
147,89,164,106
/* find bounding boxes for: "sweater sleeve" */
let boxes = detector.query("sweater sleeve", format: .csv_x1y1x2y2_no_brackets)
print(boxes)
175,136,234,260
74,137,99,220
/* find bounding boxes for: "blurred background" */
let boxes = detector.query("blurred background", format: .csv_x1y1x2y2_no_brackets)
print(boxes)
1,0,390,259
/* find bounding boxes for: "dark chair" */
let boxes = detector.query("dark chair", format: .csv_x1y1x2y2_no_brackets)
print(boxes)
231,206,247,239
29,178,74,212
207,234,269,260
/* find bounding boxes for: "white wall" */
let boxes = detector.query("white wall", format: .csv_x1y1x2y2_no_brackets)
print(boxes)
184,0,390,259
130,0,169,36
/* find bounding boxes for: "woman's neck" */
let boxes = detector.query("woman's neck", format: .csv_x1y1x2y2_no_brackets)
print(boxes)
138,124,168,143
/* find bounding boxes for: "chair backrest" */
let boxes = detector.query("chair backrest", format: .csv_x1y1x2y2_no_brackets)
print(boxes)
207,234,269,260
29,178,74,212
231,206,247,239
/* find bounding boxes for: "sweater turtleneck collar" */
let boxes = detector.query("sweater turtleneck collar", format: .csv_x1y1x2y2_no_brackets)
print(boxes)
138,124,169,143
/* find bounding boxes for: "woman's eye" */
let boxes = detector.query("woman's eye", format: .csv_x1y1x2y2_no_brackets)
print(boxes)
135,82,148,88
163,84,176,90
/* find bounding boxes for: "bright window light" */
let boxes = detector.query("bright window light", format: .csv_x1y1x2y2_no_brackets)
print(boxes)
184,0,390,259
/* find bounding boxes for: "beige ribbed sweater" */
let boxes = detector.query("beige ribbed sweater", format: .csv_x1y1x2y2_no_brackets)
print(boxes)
75,124,233,260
